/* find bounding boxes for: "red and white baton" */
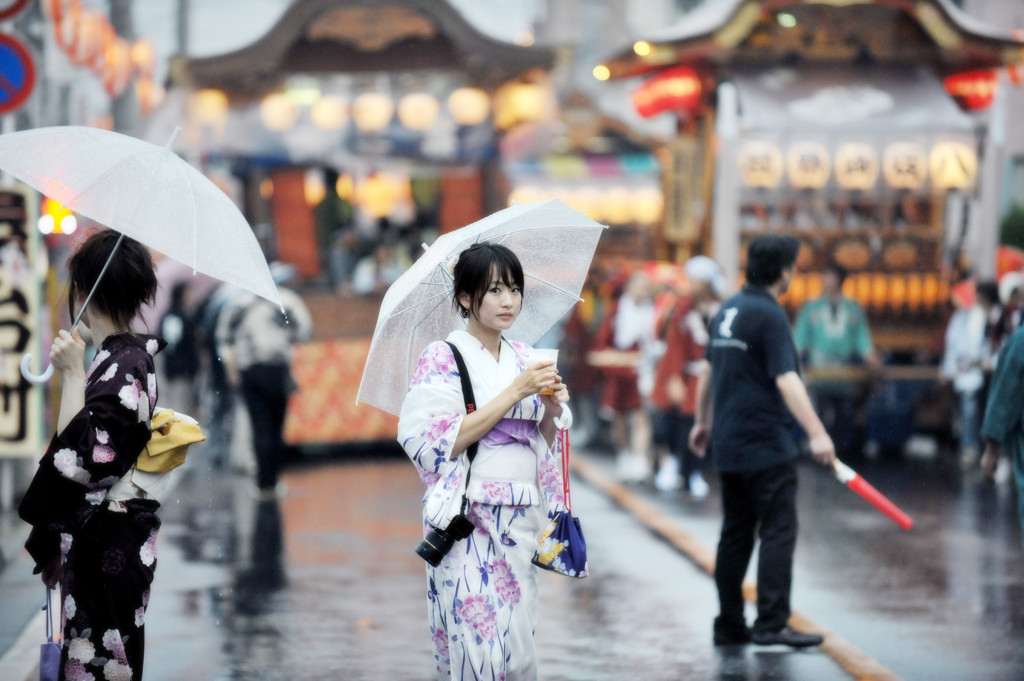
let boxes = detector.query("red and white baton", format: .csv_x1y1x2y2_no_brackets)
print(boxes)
832,459,914,530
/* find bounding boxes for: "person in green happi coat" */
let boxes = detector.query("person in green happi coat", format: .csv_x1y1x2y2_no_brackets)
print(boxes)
792,261,878,455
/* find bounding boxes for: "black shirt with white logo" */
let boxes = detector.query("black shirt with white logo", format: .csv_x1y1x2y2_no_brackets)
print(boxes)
705,284,800,473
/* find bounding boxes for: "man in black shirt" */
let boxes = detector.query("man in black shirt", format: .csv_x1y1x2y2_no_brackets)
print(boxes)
689,234,836,648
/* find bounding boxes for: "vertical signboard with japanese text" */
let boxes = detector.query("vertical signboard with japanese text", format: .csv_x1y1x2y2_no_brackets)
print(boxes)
0,186,41,457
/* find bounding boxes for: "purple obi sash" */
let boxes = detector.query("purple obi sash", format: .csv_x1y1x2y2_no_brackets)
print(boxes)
480,418,537,447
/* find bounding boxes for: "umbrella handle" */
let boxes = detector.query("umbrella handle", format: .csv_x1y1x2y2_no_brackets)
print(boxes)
20,354,55,384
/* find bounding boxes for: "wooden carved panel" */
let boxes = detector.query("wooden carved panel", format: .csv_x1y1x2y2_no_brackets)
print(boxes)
307,7,437,52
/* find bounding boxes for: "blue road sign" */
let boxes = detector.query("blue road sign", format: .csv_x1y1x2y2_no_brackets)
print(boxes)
0,34,34,115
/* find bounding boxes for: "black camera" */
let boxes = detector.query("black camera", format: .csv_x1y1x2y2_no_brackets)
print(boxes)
415,514,476,567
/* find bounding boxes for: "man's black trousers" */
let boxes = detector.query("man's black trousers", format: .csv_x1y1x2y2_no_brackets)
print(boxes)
714,462,798,635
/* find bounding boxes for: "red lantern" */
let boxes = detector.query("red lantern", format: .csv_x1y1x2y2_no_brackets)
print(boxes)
632,65,703,118
944,69,998,110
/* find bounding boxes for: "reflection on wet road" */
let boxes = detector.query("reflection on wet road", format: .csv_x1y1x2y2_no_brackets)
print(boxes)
140,449,1024,680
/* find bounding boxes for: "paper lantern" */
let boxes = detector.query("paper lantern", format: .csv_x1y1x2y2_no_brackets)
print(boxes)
397,92,439,131
630,187,664,224
632,66,702,118
352,92,394,132
131,39,155,77
930,140,977,190
944,69,998,111
72,10,103,66
786,141,831,190
882,142,928,190
189,89,229,127
260,93,299,131
447,87,490,126
835,143,879,191
493,82,550,129
311,96,348,130
738,140,784,188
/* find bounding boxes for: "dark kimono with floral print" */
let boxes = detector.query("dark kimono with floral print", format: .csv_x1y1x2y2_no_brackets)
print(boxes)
19,333,165,681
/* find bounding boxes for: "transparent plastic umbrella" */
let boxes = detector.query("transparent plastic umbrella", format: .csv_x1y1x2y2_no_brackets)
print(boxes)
0,125,281,382
357,199,606,415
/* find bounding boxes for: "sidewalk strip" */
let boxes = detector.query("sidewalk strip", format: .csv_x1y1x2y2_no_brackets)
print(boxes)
571,452,904,681
0,607,42,681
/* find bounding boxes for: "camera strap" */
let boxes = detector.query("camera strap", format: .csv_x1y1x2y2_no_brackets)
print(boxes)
445,341,478,515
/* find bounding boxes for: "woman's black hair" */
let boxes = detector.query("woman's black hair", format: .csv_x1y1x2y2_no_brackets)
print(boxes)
745,234,800,287
451,242,525,319
67,230,157,330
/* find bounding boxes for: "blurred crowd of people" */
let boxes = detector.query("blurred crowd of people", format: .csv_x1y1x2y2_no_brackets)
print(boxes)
154,262,312,499
555,254,1024,494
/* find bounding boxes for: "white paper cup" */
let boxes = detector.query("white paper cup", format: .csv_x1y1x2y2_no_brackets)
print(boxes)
529,348,558,368
529,348,559,395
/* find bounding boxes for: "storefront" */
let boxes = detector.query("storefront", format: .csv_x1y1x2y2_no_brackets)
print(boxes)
597,0,1024,352
150,0,555,284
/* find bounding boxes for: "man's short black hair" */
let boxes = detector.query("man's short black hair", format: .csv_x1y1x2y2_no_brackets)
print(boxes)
745,234,800,287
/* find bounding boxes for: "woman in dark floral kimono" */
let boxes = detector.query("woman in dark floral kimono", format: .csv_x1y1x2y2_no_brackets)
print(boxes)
20,230,164,681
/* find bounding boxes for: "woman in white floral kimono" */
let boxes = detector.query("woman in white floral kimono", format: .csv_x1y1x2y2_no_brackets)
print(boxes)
399,242,572,681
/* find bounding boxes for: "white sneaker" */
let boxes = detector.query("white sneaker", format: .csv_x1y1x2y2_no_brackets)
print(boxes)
995,457,1012,484
655,457,681,492
615,451,636,481
688,472,710,499
616,451,649,483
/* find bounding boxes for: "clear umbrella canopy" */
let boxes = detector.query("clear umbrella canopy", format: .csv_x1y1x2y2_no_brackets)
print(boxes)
0,126,280,307
358,199,606,415
0,125,280,382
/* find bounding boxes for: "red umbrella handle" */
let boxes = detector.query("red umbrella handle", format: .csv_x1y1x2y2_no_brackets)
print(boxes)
560,428,571,513
833,460,913,530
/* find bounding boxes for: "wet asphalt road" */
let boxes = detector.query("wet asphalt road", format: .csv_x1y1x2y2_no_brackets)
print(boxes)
6,443,1021,680
139,451,848,681
132,443,1024,681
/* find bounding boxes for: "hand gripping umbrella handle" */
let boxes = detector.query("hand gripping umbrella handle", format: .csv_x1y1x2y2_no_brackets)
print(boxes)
20,354,55,384
19,234,123,385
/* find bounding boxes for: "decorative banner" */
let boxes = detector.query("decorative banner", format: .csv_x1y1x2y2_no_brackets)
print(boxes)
284,338,398,444
882,142,928,190
834,142,879,191
0,187,42,458
738,140,784,188
786,141,831,189
930,140,978,190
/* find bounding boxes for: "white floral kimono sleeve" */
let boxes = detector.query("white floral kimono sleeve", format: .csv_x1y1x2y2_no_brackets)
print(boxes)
398,341,470,529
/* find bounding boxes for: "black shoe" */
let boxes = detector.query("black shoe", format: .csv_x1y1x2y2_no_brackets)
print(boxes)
751,626,824,648
713,625,752,646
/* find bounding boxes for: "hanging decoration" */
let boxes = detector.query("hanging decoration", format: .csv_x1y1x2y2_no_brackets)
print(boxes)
632,65,703,118
43,0,160,111
943,69,998,111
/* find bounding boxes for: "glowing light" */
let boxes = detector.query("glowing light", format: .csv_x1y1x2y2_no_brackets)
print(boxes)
352,92,394,132
448,87,490,126
397,92,440,131
311,96,348,130
37,214,54,235
260,93,299,131
777,12,797,28
633,41,651,56
593,65,611,81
